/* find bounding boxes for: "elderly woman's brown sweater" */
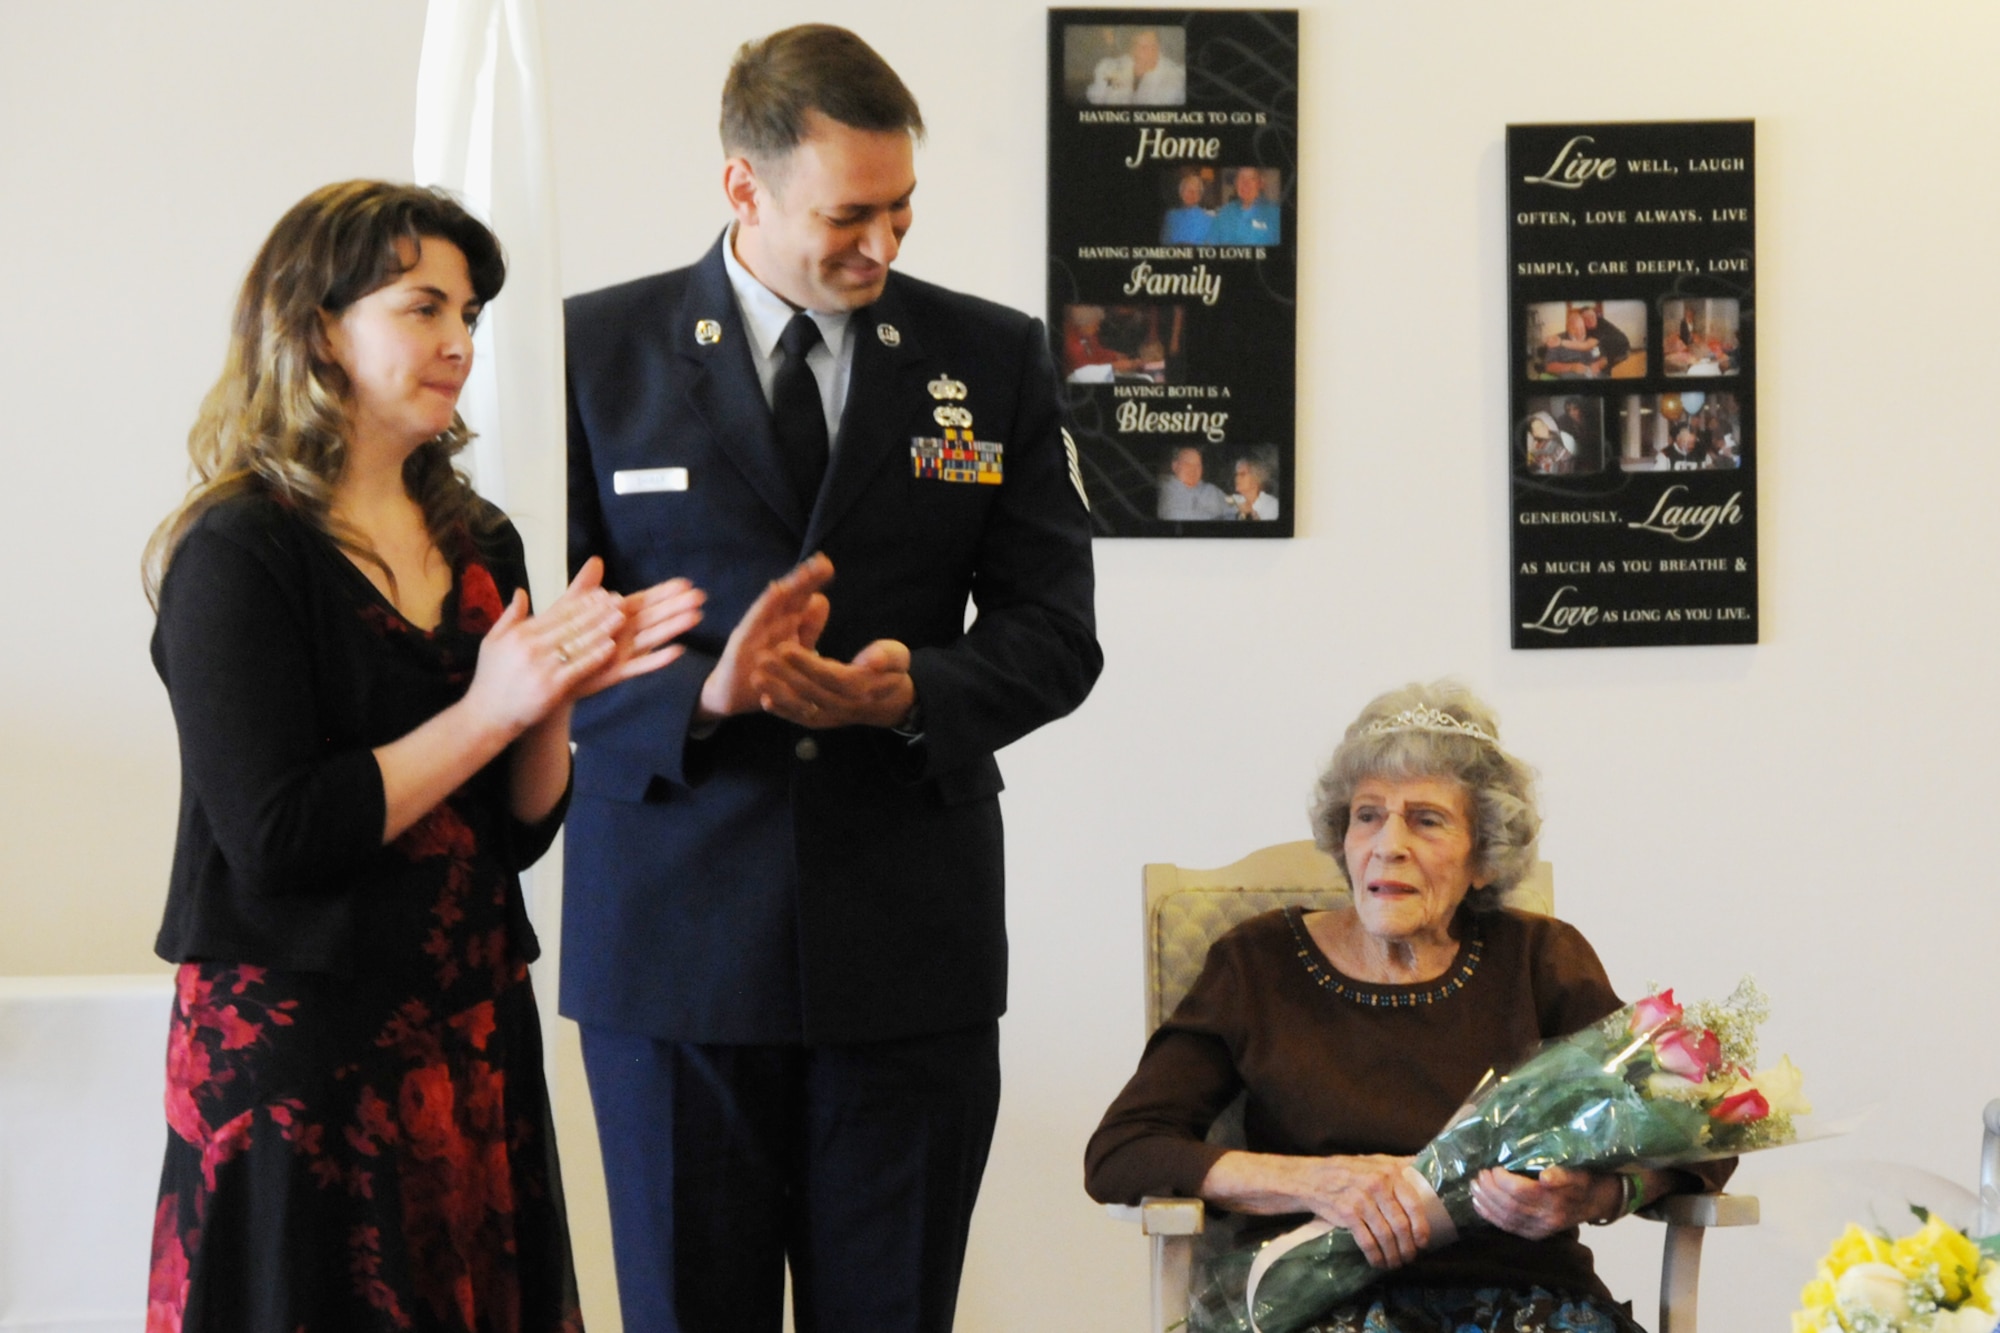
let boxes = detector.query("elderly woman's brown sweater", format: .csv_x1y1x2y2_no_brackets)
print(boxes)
1085,907,1734,1303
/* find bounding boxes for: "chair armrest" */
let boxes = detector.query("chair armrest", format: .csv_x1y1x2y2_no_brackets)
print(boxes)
1645,1191,1758,1333
1104,1197,1207,1236
1638,1190,1759,1228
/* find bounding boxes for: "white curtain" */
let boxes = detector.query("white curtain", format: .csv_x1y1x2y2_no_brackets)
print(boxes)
413,0,568,1013
414,0,563,542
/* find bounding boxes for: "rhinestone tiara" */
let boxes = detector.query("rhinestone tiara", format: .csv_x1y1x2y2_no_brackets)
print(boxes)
1359,704,1498,747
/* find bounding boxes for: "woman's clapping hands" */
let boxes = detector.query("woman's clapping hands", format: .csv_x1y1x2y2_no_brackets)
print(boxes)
467,557,704,736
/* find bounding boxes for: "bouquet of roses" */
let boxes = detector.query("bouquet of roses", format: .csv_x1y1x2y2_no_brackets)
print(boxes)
1187,977,1811,1333
1793,1209,2000,1333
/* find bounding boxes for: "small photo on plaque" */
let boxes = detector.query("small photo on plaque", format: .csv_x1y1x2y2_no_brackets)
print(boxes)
1615,392,1745,471
1520,396,1610,475
1155,443,1233,522
1062,23,1188,106
1525,300,1647,381
1227,445,1284,523
1662,297,1742,377
1210,167,1283,247
1061,303,1184,384
1159,168,1220,244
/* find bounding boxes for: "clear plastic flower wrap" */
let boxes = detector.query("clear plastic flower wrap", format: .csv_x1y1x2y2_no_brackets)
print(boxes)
1187,978,1812,1333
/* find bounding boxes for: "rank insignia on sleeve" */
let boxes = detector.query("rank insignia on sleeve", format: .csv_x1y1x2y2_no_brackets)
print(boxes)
910,429,1003,484
1062,428,1090,511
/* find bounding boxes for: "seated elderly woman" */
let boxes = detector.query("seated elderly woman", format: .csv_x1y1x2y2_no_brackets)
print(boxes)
1085,681,1732,1333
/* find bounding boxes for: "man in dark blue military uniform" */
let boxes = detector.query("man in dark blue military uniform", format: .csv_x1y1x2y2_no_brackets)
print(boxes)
561,24,1101,1333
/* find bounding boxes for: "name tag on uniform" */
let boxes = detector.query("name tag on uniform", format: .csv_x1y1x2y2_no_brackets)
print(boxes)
613,467,689,495
910,430,1003,485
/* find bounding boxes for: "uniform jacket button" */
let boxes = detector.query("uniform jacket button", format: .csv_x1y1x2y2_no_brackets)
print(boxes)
794,737,819,761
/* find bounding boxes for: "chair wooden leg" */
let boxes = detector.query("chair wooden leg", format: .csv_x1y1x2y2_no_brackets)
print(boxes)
1154,1233,1192,1332
1659,1222,1704,1333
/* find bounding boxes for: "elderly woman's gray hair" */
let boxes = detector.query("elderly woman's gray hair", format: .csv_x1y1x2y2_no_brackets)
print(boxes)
1310,680,1541,906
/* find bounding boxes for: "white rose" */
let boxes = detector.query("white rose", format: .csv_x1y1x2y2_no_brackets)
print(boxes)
1836,1263,1912,1321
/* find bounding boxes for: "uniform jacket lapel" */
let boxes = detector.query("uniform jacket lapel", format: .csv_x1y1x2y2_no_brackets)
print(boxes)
675,238,810,537
808,282,926,549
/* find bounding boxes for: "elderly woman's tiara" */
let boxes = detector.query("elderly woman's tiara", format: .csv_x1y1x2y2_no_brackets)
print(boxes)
1360,705,1499,747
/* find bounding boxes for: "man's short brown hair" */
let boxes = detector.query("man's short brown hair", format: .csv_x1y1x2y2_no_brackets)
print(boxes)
720,24,925,163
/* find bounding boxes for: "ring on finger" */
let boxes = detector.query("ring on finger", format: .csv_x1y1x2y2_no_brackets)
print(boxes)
555,642,574,665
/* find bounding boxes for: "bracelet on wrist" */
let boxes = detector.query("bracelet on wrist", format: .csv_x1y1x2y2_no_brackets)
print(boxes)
1588,1173,1644,1226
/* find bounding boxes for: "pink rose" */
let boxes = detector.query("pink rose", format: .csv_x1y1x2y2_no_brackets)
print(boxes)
1629,989,1682,1034
1711,1088,1770,1123
1655,1027,1723,1082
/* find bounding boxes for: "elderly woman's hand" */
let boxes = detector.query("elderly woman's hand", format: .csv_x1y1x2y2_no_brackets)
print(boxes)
1300,1154,1437,1269
1470,1165,1625,1239
1199,1151,1434,1270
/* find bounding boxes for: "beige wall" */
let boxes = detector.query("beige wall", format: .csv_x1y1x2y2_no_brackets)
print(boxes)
6,3,1999,1330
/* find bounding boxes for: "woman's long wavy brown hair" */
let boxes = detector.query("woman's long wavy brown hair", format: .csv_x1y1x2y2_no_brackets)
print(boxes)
143,181,508,605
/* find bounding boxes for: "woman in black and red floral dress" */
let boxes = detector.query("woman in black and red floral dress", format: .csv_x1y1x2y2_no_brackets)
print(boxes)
142,181,704,1333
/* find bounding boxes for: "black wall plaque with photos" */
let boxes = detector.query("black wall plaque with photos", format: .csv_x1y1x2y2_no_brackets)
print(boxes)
1049,8,1297,538
1508,120,1757,647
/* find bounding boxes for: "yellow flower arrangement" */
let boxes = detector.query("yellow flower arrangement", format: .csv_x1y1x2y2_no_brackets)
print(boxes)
1830,1225,1897,1272
1794,1211,2000,1333
1893,1217,1986,1309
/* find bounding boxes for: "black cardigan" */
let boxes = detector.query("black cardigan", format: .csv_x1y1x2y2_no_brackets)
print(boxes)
150,491,565,974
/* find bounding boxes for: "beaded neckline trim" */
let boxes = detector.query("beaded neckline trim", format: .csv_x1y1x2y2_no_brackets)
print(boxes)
1283,907,1485,1008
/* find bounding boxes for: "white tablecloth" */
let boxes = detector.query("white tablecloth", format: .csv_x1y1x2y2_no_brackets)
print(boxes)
0,974,173,1333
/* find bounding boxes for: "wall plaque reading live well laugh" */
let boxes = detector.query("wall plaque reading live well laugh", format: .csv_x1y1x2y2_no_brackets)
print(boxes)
1508,120,1757,648
1048,9,1298,538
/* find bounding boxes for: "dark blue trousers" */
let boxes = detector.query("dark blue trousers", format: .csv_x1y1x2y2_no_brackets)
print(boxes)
581,1022,1001,1333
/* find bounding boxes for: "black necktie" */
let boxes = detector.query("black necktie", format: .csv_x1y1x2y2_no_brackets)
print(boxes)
774,312,829,509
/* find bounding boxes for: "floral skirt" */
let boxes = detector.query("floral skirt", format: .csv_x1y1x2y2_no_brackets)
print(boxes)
148,959,582,1333
1305,1285,1647,1333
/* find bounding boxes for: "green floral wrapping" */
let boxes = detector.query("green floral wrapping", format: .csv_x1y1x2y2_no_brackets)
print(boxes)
1186,982,1805,1333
